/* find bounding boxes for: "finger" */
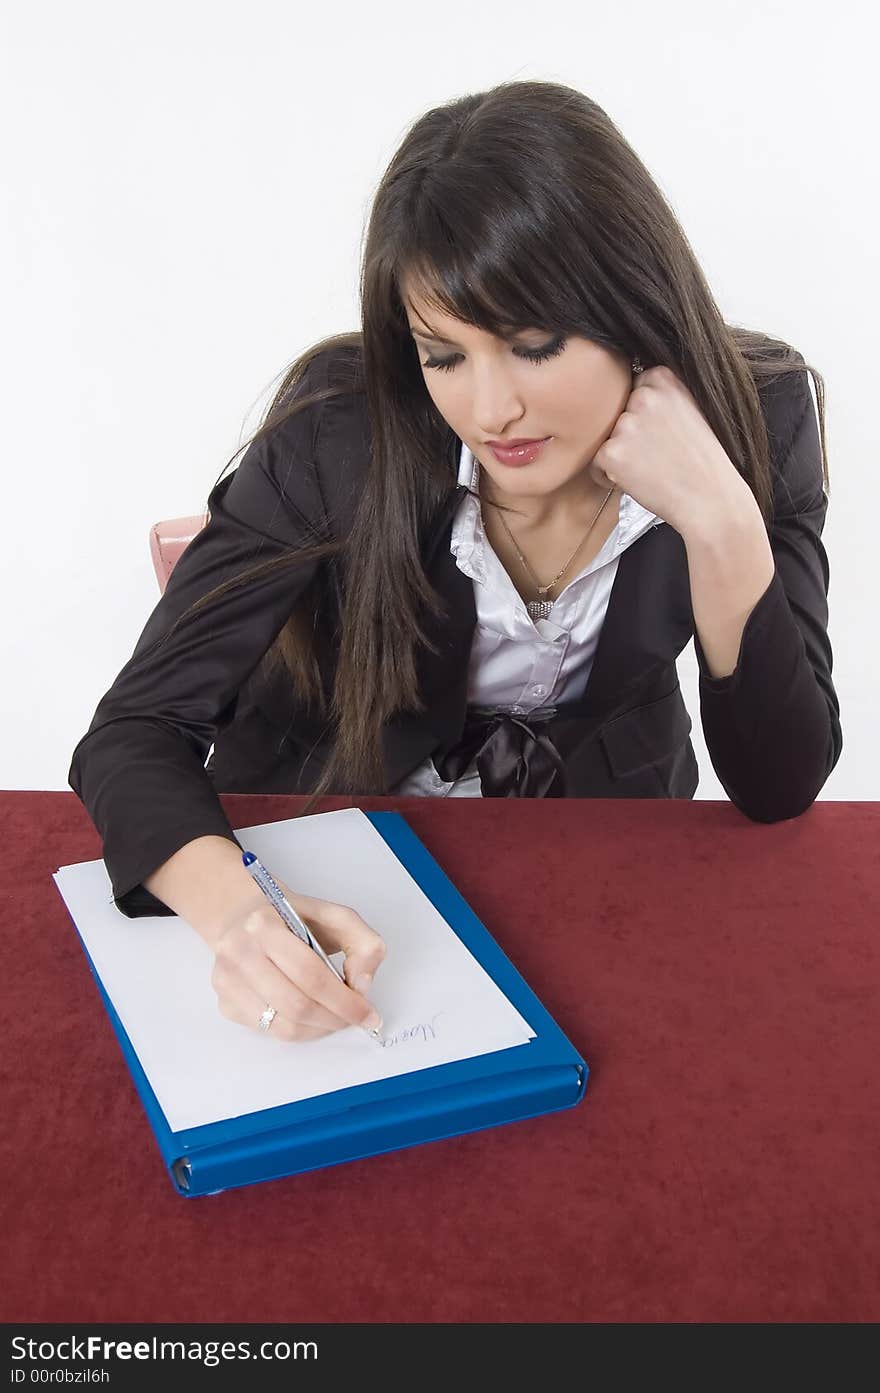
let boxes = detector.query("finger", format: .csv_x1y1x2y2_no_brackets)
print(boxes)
218,979,338,1043
258,912,383,1030
289,895,388,996
588,459,614,491
214,931,351,1033
240,948,352,1034
269,891,387,1015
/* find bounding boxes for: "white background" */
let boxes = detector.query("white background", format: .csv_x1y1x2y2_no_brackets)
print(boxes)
2,0,876,796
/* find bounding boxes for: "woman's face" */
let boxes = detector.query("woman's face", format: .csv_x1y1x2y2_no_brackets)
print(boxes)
402,279,633,508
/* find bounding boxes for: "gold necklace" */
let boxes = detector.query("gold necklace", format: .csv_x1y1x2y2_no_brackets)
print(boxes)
489,485,615,620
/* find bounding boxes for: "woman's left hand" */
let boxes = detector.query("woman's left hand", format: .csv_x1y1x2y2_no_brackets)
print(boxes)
589,365,752,536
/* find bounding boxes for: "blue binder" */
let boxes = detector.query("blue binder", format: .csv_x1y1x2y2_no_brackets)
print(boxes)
76,811,589,1197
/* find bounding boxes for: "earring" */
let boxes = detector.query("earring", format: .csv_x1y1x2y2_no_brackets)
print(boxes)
632,356,644,374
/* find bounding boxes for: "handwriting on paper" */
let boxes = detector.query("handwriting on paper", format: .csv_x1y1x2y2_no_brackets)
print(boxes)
380,1013,444,1048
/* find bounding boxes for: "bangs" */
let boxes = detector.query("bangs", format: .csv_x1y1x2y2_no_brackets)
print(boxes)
400,255,545,340
390,183,615,345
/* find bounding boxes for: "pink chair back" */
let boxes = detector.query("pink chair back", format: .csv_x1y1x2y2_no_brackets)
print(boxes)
149,513,209,593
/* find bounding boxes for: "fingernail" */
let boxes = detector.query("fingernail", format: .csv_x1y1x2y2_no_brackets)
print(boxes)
365,1008,382,1031
354,972,373,996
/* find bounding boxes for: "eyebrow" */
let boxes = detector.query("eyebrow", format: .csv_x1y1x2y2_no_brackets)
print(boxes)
406,321,531,348
408,326,460,346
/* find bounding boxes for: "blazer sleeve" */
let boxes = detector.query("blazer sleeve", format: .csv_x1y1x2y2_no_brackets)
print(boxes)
693,360,843,822
68,353,334,917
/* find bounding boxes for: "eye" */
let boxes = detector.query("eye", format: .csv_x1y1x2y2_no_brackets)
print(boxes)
422,335,568,374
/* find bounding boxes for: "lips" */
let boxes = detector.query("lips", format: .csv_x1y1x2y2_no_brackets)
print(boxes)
486,437,552,467
485,437,545,448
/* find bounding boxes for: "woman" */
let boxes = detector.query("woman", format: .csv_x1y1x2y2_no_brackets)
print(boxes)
69,80,842,1044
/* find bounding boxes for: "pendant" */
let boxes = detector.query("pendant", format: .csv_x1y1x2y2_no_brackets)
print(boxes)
527,598,554,620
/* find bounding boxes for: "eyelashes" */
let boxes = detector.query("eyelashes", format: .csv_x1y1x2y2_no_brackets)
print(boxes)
421,335,568,374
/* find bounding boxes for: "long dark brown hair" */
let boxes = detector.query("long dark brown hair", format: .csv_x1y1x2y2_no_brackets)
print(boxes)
160,79,830,812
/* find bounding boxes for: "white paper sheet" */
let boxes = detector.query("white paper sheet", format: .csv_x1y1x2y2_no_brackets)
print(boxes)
53,808,535,1133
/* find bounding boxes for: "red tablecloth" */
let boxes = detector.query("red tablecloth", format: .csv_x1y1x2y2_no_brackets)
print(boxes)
3,792,878,1323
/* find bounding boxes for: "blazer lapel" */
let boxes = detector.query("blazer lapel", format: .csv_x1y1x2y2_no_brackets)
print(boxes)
414,485,476,736
380,486,476,784
577,521,695,716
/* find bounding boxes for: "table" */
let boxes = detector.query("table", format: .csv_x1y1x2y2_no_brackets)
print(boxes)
3,792,878,1323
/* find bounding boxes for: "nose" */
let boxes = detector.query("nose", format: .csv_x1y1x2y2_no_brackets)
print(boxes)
470,361,527,439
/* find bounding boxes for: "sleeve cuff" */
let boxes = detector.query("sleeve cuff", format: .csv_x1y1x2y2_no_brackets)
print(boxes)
108,817,243,919
693,568,782,694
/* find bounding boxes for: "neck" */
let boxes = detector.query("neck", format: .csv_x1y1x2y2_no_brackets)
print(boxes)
478,466,615,533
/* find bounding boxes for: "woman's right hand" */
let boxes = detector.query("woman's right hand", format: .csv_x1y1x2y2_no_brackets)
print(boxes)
209,881,386,1042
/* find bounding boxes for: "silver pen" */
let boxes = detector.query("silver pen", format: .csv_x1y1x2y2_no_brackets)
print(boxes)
241,850,384,1044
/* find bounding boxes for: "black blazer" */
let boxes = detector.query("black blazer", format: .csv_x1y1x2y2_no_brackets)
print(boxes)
68,345,842,917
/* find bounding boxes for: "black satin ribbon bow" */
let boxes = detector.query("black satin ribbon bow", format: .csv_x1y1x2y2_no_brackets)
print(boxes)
433,705,567,797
